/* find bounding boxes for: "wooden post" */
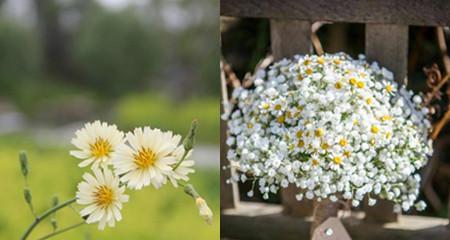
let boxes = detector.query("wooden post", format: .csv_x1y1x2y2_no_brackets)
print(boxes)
364,23,408,222
270,19,312,60
270,19,314,217
365,24,409,85
220,66,239,210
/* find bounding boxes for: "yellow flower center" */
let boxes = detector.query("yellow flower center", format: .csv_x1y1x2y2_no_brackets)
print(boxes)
247,123,254,129
333,59,341,65
312,159,319,166
315,128,324,137
349,78,357,85
381,115,392,121
366,98,372,105
274,104,282,110
356,81,365,88
371,125,379,134
317,57,325,64
261,103,270,109
90,138,112,159
339,138,347,147
303,59,311,66
296,130,303,138
370,138,376,145
305,68,313,75
386,84,393,93
94,185,114,208
385,132,392,139
321,143,329,150
134,148,157,170
297,74,303,81
343,151,351,157
333,156,342,165
277,115,285,123
335,81,343,89
297,140,305,148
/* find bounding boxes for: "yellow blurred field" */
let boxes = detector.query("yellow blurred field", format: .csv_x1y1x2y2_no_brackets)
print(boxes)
0,134,219,239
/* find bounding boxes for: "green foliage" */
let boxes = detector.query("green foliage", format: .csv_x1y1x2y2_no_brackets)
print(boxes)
114,93,219,144
0,18,41,93
0,134,219,239
73,8,162,97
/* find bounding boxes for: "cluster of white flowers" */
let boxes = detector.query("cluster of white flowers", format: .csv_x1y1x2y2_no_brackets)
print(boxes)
71,121,199,229
225,53,432,212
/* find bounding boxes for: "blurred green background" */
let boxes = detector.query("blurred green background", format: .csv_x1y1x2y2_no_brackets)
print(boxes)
0,0,219,239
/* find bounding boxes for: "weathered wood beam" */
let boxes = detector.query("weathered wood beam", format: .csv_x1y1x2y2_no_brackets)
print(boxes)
221,202,449,240
221,0,450,26
363,24,409,222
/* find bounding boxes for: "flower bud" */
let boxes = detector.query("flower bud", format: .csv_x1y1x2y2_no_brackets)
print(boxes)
183,120,198,151
19,151,29,177
195,197,213,225
51,218,58,231
24,188,32,205
52,195,59,207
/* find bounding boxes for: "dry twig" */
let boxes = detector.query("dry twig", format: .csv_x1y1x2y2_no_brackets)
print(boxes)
311,22,330,55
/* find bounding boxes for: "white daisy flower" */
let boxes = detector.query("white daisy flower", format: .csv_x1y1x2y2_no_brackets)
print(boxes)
168,146,195,187
76,168,129,230
113,127,179,190
70,121,124,169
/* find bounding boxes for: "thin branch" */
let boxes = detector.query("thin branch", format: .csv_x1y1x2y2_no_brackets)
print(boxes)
431,104,450,140
242,54,273,88
311,22,329,55
437,27,450,74
428,27,450,139
220,59,230,110
423,74,449,107
21,197,78,240
221,58,241,89
37,221,85,240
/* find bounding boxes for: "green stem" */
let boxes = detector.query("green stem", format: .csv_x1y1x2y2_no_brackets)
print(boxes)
184,184,200,199
173,150,189,171
37,221,85,240
21,197,78,240
27,202,37,219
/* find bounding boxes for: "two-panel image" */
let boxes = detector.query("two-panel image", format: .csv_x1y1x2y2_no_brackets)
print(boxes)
1,0,449,239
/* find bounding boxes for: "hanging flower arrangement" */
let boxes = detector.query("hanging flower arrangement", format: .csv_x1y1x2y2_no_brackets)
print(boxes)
225,53,432,212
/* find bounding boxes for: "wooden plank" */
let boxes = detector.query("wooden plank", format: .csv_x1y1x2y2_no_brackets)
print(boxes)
220,74,239,209
270,19,311,60
365,24,409,85
222,202,449,240
270,19,314,216
363,24,408,223
221,0,450,26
